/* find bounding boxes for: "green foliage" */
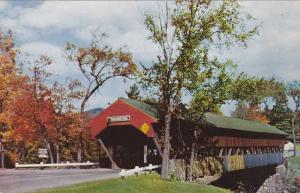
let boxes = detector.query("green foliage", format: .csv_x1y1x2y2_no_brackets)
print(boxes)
142,0,258,179
142,1,258,107
287,81,300,109
31,173,230,193
125,84,140,100
190,59,236,118
266,90,293,137
231,73,281,106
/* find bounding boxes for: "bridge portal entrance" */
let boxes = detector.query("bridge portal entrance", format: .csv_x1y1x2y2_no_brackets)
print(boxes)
98,125,161,169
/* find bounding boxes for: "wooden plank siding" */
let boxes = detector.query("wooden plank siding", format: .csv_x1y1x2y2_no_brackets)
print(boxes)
211,136,286,147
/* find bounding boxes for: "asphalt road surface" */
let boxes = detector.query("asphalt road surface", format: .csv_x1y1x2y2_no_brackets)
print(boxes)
0,168,119,193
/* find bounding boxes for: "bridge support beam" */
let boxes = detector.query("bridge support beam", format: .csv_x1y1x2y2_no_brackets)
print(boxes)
97,138,119,169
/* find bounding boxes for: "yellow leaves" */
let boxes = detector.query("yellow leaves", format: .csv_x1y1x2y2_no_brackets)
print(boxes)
226,155,245,171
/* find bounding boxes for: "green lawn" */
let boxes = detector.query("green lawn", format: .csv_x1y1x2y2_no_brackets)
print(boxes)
30,173,230,193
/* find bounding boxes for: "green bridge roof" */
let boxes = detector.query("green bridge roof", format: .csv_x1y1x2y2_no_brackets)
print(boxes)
120,98,287,136
204,113,287,136
121,98,159,120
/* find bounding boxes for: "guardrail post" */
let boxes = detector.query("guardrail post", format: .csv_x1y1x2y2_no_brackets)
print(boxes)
134,166,139,176
148,164,152,174
120,169,125,179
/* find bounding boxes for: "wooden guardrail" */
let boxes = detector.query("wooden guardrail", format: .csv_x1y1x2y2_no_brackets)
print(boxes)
119,164,161,178
15,161,98,168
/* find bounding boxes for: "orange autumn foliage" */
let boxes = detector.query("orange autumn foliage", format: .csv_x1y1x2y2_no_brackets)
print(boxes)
4,82,56,143
232,103,269,124
247,106,269,124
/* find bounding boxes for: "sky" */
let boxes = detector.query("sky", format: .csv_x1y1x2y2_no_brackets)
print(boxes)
0,1,299,115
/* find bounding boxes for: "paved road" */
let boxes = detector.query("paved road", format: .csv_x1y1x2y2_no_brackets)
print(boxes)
0,168,119,193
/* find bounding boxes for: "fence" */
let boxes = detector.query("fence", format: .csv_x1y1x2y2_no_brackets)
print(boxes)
119,164,161,178
15,161,98,168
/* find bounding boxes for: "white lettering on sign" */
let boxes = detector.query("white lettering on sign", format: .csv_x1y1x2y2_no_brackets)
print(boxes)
38,148,48,158
107,115,130,123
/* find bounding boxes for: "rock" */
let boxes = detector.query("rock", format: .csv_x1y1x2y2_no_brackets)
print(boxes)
294,176,300,187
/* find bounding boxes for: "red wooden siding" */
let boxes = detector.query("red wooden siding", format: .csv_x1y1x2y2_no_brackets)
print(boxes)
212,136,286,147
89,99,156,138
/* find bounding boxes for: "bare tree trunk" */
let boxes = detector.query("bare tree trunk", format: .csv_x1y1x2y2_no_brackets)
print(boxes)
292,114,297,157
189,130,197,182
0,141,4,168
44,139,54,163
55,126,61,163
153,135,163,158
77,132,83,162
77,145,82,163
0,101,4,168
1,148,4,169
161,111,172,179
77,111,86,163
189,144,195,182
56,143,60,163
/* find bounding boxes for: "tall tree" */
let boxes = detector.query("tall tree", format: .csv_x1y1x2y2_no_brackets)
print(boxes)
0,31,25,168
187,62,235,181
66,33,136,162
142,0,257,179
51,79,83,163
265,88,292,137
287,81,300,157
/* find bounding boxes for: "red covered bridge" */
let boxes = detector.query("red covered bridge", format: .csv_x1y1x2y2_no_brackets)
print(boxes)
89,98,287,172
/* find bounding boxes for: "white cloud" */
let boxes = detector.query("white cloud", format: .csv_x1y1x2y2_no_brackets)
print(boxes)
19,1,147,30
12,1,160,68
0,1,8,11
21,41,62,59
20,41,77,76
224,1,300,81
1,1,300,111
86,95,118,111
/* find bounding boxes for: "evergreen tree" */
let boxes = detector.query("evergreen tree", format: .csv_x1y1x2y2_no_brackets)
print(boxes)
125,84,140,100
266,91,293,138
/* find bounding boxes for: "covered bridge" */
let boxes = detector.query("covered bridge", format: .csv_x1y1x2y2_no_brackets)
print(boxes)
89,98,287,173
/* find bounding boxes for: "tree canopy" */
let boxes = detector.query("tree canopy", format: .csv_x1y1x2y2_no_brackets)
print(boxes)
141,0,258,179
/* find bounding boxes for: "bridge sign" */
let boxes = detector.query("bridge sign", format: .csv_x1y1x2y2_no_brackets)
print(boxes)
38,148,48,158
107,115,130,123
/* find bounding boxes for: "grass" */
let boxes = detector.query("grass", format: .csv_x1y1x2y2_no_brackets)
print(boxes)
30,173,230,193
288,156,300,172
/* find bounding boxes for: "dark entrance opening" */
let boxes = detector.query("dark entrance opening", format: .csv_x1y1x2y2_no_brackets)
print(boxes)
98,125,159,169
